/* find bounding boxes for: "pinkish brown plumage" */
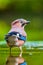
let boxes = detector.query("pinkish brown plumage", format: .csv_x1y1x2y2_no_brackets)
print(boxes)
5,18,30,56
9,19,27,36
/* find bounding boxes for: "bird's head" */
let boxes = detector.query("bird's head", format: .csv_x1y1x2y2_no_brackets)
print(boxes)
11,18,30,28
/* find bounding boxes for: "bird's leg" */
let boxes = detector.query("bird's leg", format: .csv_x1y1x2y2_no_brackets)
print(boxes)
10,47,12,56
19,46,22,57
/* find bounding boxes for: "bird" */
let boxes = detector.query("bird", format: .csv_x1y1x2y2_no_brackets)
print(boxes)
5,18,30,56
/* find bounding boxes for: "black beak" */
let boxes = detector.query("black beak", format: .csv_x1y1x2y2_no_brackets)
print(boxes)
21,23,25,26
22,22,30,26
25,22,29,24
21,21,30,27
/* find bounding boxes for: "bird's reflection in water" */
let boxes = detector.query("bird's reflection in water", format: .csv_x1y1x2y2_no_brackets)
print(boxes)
6,52,27,65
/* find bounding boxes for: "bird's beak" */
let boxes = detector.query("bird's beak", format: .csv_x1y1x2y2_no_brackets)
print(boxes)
21,21,30,27
24,21,30,24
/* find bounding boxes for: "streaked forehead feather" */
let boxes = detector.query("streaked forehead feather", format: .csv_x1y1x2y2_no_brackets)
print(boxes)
11,18,30,25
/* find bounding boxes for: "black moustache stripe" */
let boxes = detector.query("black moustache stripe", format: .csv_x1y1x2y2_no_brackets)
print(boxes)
22,23,25,26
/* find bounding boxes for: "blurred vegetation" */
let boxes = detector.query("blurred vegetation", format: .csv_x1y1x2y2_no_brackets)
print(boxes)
0,0,43,41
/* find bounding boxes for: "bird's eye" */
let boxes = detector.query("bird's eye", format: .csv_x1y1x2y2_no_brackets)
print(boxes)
20,21,23,23
18,19,22,23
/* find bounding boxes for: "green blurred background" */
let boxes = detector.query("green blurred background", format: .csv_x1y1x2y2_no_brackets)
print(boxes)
0,0,43,41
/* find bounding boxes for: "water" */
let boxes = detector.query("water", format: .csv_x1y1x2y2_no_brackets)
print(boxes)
0,41,43,65
0,41,43,47
0,47,43,65
0,49,28,65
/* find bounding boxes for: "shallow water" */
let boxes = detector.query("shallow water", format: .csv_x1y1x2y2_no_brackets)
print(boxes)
0,48,43,65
